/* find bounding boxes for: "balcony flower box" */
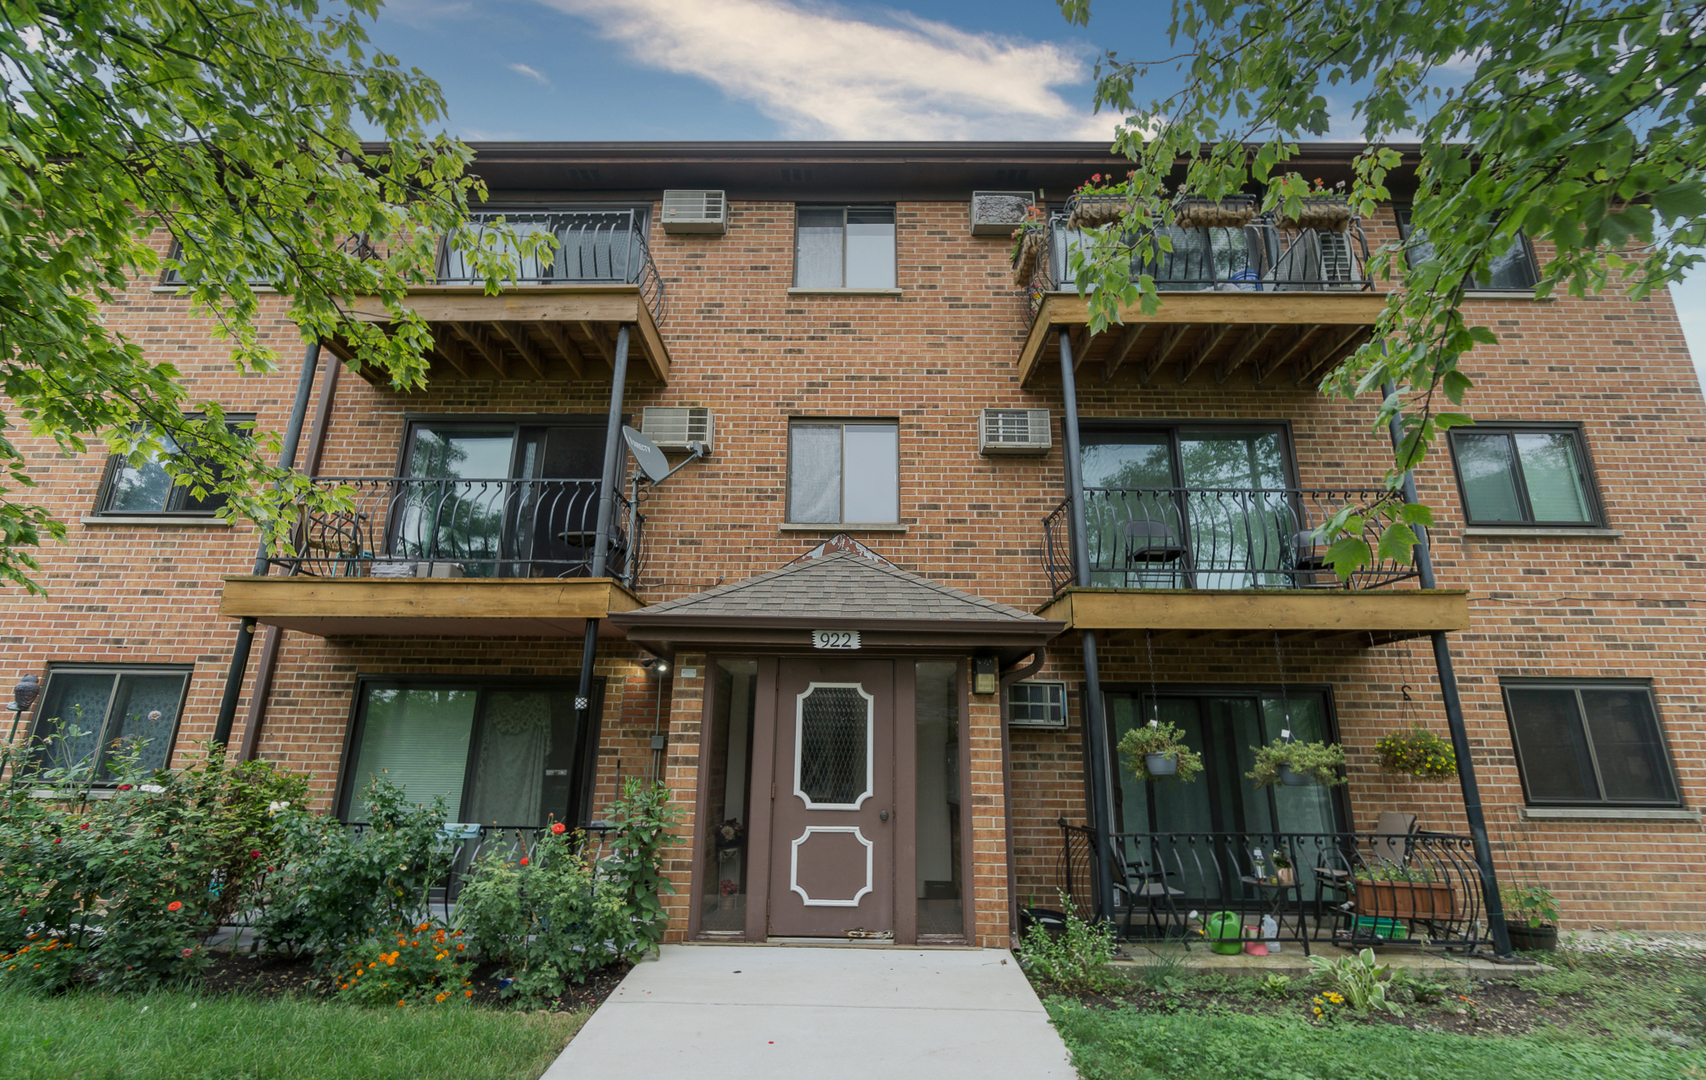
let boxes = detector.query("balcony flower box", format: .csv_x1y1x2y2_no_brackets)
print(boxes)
1278,195,1354,232
1351,880,1458,920
1173,195,1258,229
1066,193,1136,230
1010,228,1045,285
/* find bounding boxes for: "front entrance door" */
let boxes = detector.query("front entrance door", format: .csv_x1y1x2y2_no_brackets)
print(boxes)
768,658,894,937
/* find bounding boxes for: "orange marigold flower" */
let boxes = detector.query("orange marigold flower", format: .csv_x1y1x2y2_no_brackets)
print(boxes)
398,1000,406,1007
456,944,465,952
167,901,183,912
417,922,429,932
465,989,473,998
435,992,447,1003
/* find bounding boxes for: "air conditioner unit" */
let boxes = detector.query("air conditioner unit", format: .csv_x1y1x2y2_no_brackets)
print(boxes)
970,190,1036,237
641,407,714,453
660,190,728,235
979,408,1052,455
1316,229,1361,288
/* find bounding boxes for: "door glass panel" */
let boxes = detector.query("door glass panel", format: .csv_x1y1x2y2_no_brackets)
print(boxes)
1454,433,1525,522
347,687,478,822
1507,687,1599,802
703,661,757,933
1259,694,1337,837
399,427,517,577
915,662,962,936
1082,436,1177,588
1179,430,1289,588
1514,433,1594,523
797,684,870,806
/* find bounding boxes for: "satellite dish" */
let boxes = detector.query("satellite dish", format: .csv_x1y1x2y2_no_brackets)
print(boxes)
622,426,671,484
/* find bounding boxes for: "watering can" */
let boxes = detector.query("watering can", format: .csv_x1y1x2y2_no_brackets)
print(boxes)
1205,910,1244,955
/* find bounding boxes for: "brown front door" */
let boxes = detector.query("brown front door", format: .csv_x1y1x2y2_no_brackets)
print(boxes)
768,658,895,937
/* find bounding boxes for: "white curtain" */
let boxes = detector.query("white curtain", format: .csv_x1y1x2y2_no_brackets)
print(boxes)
466,691,552,827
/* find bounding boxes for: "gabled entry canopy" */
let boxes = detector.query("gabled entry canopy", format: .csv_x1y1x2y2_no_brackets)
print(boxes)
610,539,1062,662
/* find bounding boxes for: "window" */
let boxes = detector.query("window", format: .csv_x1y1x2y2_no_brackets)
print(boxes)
339,677,604,828
787,421,899,524
1447,424,1603,526
31,666,191,781
159,237,276,287
794,206,896,289
1395,206,1537,290
1007,681,1068,729
1502,681,1680,807
93,415,253,517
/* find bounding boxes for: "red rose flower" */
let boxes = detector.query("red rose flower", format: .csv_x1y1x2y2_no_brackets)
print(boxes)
52,838,61,845
117,784,132,791
167,901,183,912
251,850,261,859
519,857,529,866
79,823,89,831
551,823,566,835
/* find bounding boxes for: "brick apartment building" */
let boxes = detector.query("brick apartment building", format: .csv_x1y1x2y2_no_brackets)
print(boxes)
5,142,1702,949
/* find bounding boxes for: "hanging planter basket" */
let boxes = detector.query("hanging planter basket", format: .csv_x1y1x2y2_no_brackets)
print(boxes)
1172,194,1259,229
1010,229,1044,286
1066,193,1137,230
1375,727,1458,781
1278,196,1354,232
1145,752,1179,777
1277,764,1312,787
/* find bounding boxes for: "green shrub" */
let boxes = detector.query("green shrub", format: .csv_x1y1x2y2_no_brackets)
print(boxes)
455,779,682,1002
1308,947,1403,1016
252,777,457,968
336,920,474,1007
0,737,307,992
1019,897,1123,995
1257,973,1293,999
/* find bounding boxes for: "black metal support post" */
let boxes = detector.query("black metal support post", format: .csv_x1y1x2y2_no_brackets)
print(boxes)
1381,380,1511,955
574,324,632,801
1059,330,1116,922
212,340,322,750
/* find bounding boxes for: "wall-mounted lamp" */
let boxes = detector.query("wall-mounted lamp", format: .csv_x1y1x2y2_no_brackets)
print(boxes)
638,656,671,678
6,673,40,715
973,656,999,696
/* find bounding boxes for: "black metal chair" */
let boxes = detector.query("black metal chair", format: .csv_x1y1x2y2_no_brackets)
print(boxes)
1287,529,1337,588
1122,519,1192,588
1111,840,1185,942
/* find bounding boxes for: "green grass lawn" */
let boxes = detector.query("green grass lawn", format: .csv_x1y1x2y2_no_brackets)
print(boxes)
1048,1000,1706,1080
0,990,586,1080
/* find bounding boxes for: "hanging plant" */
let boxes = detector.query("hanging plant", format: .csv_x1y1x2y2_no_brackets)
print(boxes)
1247,739,1347,788
1009,205,1048,284
1374,728,1458,781
1117,720,1204,784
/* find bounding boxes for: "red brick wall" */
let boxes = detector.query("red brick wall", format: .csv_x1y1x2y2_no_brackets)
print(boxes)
2,192,1702,941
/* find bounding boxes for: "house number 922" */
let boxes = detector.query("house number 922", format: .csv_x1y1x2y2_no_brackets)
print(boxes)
812,630,861,650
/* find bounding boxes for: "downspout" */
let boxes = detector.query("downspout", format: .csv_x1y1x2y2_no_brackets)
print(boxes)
1058,330,1116,922
575,324,632,813
999,648,1047,947
1380,380,1511,955
212,340,322,751
237,357,343,761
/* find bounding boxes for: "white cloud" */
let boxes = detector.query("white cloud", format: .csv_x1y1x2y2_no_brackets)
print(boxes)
508,62,552,87
534,0,1118,140
1667,275,1706,393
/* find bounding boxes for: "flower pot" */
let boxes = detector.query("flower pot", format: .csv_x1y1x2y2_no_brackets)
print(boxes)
1278,197,1353,232
1145,752,1179,777
1173,196,1258,229
1276,867,1295,886
1010,231,1043,285
1278,764,1313,787
1351,881,1458,920
1507,923,1558,951
1067,194,1135,230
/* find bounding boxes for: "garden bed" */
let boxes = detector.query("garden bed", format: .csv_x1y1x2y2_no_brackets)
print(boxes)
199,952,632,1014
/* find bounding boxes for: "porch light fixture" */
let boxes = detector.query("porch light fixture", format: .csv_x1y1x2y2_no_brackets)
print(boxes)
639,656,671,678
973,657,998,696
6,673,39,715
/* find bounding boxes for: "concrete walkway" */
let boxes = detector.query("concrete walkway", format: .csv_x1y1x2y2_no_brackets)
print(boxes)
540,944,1077,1079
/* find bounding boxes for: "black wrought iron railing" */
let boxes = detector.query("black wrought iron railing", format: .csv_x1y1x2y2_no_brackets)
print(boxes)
268,476,642,585
1022,201,1373,321
1056,821,1484,951
435,209,667,324
1041,486,1417,595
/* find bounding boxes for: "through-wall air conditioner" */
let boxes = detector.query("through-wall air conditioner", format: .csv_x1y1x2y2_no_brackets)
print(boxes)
641,407,714,453
979,408,1052,455
660,190,728,235
970,190,1037,237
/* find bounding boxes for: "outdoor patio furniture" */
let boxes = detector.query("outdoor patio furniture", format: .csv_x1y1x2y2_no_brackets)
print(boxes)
1122,519,1192,588
1111,841,1185,942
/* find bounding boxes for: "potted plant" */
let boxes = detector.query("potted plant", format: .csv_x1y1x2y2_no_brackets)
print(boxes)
1064,172,1140,230
1375,727,1457,781
1009,205,1048,285
1270,848,1295,886
1506,884,1560,950
1247,738,1347,788
1172,193,1259,229
1116,720,1204,783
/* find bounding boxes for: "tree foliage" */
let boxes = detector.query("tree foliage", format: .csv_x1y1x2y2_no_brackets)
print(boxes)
0,0,543,592
1057,0,1705,567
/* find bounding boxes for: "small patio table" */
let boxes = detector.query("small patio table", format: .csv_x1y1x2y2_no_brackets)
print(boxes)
1237,874,1311,956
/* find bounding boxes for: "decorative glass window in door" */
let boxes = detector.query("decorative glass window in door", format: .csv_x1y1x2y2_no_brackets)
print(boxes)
794,683,873,808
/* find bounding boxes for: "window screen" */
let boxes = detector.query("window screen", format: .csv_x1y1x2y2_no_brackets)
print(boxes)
32,666,191,780
1503,681,1679,807
794,206,896,288
788,422,898,524
1448,426,1601,526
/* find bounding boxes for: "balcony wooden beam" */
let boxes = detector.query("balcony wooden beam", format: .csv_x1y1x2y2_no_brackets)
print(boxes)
1215,323,1274,384
536,322,586,379
494,321,547,378
1037,587,1469,646
430,330,473,378
579,320,616,368
450,322,508,378
1138,323,1191,384
1295,326,1370,387
1178,323,1232,384
1253,326,1320,385
219,576,643,638
1101,322,1145,383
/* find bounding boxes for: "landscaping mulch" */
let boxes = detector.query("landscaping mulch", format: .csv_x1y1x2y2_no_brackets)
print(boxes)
200,951,632,1014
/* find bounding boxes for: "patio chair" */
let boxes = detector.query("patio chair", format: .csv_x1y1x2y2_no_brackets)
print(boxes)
1287,529,1339,589
1122,519,1192,588
1315,812,1420,938
1111,841,1185,942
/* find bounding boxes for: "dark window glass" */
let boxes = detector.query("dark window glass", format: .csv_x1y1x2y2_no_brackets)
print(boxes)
95,415,253,516
1504,682,1679,807
794,206,896,288
31,667,191,780
343,679,601,828
1395,206,1537,290
1448,426,1601,526
1007,681,1067,729
701,660,757,935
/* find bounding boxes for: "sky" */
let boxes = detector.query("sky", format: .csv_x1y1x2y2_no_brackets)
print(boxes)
363,0,1702,387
